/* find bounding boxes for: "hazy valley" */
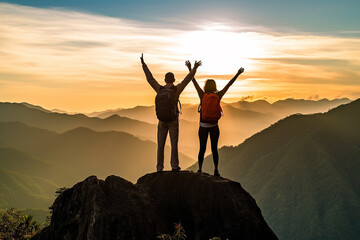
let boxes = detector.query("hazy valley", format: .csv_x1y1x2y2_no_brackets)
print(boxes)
0,98,358,239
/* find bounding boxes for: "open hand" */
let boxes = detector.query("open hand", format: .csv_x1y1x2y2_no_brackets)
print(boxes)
238,67,245,74
185,60,192,71
140,53,145,65
194,60,202,69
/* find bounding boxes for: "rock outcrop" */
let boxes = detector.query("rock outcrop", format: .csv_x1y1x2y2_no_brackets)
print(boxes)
32,171,278,240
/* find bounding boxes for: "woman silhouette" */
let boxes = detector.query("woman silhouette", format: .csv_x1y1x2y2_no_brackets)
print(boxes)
185,60,244,176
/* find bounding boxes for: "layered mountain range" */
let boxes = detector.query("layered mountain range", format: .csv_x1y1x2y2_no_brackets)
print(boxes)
0,98,357,240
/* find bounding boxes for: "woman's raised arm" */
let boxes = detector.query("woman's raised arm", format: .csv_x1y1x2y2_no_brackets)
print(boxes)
218,67,244,99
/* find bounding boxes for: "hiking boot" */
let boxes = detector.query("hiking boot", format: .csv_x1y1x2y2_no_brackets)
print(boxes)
197,169,202,173
214,169,220,177
172,167,181,172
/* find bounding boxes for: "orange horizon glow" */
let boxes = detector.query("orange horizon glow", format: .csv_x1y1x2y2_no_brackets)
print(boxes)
0,3,359,112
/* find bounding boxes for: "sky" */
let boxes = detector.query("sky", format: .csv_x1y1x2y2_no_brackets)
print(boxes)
0,0,360,112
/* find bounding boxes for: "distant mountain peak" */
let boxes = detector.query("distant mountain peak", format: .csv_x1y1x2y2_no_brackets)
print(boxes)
104,114,121,119
20,102,52,113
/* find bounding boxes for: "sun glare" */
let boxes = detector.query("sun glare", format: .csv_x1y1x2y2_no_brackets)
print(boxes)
178,25,263,74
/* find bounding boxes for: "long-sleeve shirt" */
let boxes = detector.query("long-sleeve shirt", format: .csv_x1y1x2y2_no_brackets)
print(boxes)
142,63,197,100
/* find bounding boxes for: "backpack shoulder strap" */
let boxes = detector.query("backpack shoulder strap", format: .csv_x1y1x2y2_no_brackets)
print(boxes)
177,99,182,114
170,85,181,114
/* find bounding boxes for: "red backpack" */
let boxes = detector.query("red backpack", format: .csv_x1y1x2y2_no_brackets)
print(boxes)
200,93,222,122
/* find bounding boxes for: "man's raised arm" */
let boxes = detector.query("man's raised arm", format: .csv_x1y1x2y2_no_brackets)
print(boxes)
177,60,202,94
141,53,161,93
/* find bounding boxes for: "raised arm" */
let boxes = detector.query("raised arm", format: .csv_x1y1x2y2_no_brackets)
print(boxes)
141,53,161,93
176,60,202,94
218,67,245,99
185,60,203,99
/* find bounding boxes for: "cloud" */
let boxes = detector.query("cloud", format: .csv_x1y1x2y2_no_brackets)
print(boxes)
251,58,349,67
307,95,320,100
240,95,255,101
0,3,183,82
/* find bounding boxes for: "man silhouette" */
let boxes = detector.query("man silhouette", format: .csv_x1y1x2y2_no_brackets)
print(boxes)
141,54,201,172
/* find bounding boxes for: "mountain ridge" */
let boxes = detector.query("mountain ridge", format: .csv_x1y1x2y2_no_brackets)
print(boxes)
188,98,360,240
0,102,156,141
0,121,194,183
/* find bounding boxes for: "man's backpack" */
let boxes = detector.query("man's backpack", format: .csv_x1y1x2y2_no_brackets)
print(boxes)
155,86,180,122
200,93,222,122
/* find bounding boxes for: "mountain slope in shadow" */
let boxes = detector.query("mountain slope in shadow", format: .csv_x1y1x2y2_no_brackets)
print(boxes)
188,99,360,240
0,166,57,209
0,121,194,183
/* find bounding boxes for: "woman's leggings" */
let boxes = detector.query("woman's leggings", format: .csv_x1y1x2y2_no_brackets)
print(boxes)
198,125,220,170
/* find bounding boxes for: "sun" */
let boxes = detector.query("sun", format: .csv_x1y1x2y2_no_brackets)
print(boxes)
177,24,263,75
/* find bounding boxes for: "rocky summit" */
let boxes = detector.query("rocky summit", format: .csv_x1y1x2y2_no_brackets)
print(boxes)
32,171,278,240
